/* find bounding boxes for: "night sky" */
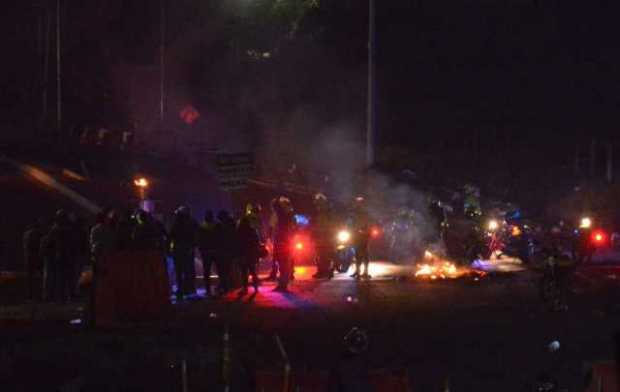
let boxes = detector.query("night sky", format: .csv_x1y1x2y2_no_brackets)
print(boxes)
2,1,619,165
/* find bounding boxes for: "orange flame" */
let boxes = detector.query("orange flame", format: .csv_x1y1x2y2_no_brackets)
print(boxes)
415,262,460,279
415,251,484,280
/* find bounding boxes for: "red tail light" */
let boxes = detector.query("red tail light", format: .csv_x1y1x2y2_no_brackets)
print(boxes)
591,230,608,246
292,235,308,252
371,226,381,238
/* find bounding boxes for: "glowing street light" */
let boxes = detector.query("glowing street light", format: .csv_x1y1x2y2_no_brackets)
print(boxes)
134,177,149,188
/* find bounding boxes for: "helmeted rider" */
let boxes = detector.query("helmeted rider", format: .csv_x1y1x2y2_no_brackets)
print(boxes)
351,196,372,279
574,215,594,264
312,193,336,279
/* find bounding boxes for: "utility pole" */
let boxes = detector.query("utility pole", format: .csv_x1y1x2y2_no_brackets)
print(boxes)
574,144,581,177
606,141,613,183
159,0,166,127
33,9,43,131
366,0,376,168
55,0,62,134
42,6,50,130
590,139,596,178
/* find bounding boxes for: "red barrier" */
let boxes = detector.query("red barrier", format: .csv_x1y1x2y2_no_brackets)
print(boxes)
255,370,292,392
369,370,411,392
292,371,329,391
96,251,170,326
255,369,408,391
585,361,618,392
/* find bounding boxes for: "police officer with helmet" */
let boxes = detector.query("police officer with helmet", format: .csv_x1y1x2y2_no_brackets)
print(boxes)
169,206,198,301
272,196,296,292
351,196,372,280
312,193,336,279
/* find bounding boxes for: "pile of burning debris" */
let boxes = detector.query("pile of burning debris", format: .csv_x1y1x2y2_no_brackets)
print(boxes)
414,251,486,281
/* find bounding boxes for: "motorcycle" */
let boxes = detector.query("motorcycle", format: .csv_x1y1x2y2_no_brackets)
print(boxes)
480,218,533,262
335,228,355,273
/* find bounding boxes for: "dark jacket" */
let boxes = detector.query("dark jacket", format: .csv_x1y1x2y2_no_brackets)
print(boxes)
198,221,217,253
170,215,198,252
353,210,371,248
237,219,260,259
40,232,55,260
48,221,74,263
213,219,238,259
274,210,295,249
312,210,335,248
132,220,164,251
23,227,42,256
115,217,135,251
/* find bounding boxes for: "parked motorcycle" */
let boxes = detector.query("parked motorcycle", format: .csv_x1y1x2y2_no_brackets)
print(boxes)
335,228,355,273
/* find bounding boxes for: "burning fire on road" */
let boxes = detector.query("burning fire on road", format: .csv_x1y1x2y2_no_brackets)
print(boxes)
414,251,485,280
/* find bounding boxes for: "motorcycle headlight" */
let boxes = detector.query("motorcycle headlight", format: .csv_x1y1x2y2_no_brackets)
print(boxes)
488,219,499,231
579,217,592,229
337,230,351,244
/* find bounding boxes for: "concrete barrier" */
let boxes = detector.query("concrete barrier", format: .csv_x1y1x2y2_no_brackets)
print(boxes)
95,250,170,326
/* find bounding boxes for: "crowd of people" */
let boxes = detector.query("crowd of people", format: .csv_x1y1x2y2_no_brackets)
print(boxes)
22,195,315,305
23,210,88,302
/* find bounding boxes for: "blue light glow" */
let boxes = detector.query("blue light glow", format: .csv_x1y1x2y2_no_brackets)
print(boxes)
294,214,310,226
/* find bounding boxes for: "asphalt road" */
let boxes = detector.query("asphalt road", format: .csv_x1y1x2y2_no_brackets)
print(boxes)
1,145,616,389
1,261,619,391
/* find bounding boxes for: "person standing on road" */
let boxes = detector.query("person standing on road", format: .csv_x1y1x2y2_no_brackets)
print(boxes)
89,211,114,325
244,203,263,234
90,211,115,274
40,223,55,302
273,197,296,292
68,212,88,298
312,193,335,279
23,219,44,301
169,206,198,301
237,215,260,295
213,210,238,295
266,198,280,280
198,210,217,297
351,197,371,280
132,210,164,251
47,210,75,302
114,209,135,251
